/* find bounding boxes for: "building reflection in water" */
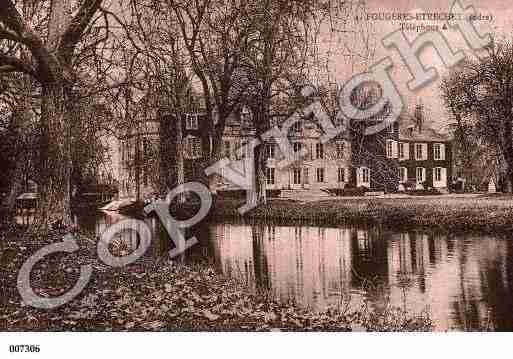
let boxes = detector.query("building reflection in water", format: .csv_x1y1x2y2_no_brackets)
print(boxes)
211,224,353,309
77,212,513,331
209,222,513,331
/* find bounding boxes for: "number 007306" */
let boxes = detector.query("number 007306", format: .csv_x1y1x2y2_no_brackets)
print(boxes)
9,345,40,353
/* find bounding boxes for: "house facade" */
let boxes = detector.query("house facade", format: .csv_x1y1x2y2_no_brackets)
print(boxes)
350,118,400,192
118,107,453,199
119,111,210,199
215,110,353,192
118,119,159,198
397,116,452,191
215,110,452,193
159,111,210,191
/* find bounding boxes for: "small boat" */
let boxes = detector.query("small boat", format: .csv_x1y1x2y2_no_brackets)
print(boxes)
99,198,137,211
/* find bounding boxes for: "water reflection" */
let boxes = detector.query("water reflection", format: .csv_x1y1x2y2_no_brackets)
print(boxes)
79,212,513,331
208,223,513,331
77,211,169,259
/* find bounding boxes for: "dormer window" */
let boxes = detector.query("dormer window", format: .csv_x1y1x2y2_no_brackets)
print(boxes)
186,114,199,130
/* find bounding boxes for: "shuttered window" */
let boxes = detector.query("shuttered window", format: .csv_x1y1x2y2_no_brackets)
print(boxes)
265,167,275,185
316,143,324,159
399,167,408,182
399,142,409,160
338,168,346,183
415,143,428,160
386,140,393,158
316,168,325,183
416,167,426,183
434,143,446,160
186,114,199,130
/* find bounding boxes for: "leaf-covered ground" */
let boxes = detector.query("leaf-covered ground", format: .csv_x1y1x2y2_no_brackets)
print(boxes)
0,225,431,331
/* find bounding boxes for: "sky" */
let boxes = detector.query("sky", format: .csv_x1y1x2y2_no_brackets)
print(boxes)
326,0,513,132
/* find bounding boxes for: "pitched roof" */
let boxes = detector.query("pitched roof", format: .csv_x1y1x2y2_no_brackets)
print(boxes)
398,115,451,142
224,109,351,139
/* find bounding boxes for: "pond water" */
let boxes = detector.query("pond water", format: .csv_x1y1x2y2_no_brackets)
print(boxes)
76,211,513,331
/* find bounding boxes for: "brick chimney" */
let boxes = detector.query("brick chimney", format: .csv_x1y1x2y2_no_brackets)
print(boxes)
414,102,424,133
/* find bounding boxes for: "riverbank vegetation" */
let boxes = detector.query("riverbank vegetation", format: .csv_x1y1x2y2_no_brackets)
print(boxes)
0,226,431,331
210,195,513,234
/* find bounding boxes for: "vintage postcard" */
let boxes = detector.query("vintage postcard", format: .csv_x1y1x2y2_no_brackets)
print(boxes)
0,0,512,356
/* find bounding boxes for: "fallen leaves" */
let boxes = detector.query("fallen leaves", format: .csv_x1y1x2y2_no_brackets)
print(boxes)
202,310,220,321
0,227,431,332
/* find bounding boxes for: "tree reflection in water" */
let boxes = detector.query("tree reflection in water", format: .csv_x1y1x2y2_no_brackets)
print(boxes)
79,212,513,331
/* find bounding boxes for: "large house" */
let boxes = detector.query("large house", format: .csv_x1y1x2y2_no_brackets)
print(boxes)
118,105,452,199
215,109,352,194
397,116,452,191
350,117,400,192
118,110,210,199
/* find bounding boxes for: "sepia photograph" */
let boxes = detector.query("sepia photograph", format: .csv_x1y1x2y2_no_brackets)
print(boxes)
1,0,513,356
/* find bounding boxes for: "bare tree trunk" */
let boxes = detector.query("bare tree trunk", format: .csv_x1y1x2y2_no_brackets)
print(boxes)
504,158,513,193
48,0,71,50
5,16,34,218
502,116,513,193
6,169,23,211
38,82,74,228
0,0,103,230
176,113,185,203
6,110,29,214
135,133,141,202
249,109,268,207
32,0,74,229
252,141,267,205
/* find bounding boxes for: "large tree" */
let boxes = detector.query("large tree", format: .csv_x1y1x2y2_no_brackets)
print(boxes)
441,39,513,192
240,0,317,206
0,0,160,227
163,0,252,162
0,0,106,227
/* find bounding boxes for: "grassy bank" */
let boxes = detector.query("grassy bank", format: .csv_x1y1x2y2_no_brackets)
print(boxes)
210,195,513,234
0,226,430,331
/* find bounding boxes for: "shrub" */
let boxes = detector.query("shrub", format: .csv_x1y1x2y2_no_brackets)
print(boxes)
216,189,281,199
216,190,246,199
401,180,417,191
407,188,441,196
326,186,368,197
266,190,282,198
